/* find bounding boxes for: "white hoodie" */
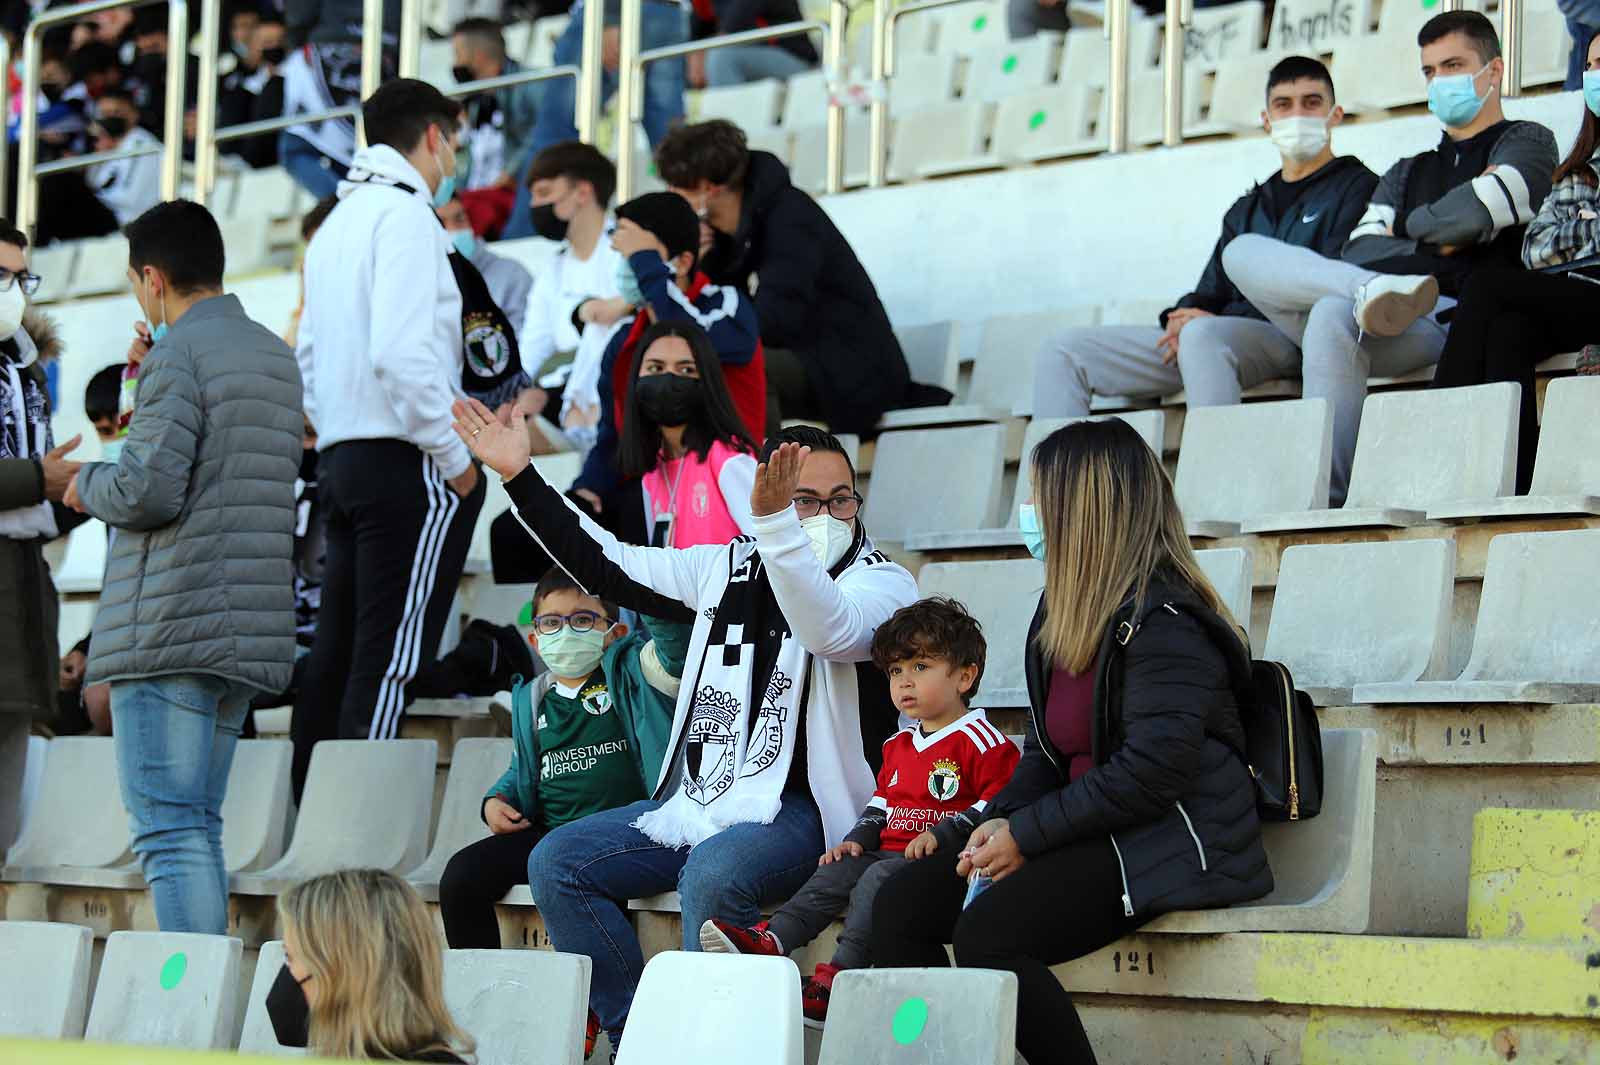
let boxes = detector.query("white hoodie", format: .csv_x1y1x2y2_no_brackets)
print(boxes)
296,144,469,478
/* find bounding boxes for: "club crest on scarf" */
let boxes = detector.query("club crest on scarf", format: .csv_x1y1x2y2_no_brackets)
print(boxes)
745,670,793,777
463,312,512,381
684,685,741,806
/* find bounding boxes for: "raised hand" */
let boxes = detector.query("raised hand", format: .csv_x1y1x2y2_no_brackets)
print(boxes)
452,397,532,480
750,441,809,517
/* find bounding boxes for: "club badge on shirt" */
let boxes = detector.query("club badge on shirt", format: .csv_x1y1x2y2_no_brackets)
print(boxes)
928,758,961,802
581,684,612,716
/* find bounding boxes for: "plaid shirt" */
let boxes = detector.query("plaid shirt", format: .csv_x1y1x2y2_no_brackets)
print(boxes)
1522,159,1600,268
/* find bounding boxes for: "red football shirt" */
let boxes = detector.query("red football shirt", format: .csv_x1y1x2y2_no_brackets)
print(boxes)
868,708,1020,852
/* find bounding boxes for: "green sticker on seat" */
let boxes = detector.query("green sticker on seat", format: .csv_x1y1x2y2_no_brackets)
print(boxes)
973,13,988,31
159,952,187,990
891,997,928,1044
518,601,535,626
1003,55,1018,73
1029,110,1048,130
1421,0,1438,6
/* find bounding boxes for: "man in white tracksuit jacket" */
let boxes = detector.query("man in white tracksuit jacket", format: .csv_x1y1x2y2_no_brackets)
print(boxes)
290,78,486,798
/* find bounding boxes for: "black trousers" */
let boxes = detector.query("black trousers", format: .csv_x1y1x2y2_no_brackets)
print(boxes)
290,440,485,798
1430,267,1596,493
870,837,1146,1065
439,826,546,948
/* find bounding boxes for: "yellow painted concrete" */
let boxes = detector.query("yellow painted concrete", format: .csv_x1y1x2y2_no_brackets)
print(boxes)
1468,808,1600,944
1302,1010,1600,1064
0,1040,340,1064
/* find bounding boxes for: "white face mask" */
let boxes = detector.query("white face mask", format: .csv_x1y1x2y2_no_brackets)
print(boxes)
0,283,25,339
1267,115,1330,163
799,513,854,570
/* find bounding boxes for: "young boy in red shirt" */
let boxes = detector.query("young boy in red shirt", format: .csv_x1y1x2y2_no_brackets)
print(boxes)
700,597,1019,1024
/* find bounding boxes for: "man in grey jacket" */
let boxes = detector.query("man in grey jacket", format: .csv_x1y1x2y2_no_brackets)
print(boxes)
65,200,303,934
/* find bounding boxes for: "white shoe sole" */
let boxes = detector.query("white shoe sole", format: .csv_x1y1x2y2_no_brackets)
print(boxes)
1357,276,1440,337
699,920,741,954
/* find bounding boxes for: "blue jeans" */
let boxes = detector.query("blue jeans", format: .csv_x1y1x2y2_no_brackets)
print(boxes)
503,0,689,238
111,674,253,934
706,45,813,87
527,789,824,1044
278,132,348,201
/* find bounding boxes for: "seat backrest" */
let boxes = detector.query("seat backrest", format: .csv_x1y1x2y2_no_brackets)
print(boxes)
970,307,1099,413
1265,539,1455,691
4,735,132,870
918,559,1045,706
1205,49,1283,130
0,921,93,1038
991,84,1098,163
928,0,1006,54
1059,21,1161,84
1011,412,1167,524
237,941,303,1057
220,739,293,874
781,70,830,129
1345,383,1518,509
1266,0,1374,53
817,968,1018,1065
616,953,803,1065
698,79,785,130
445,949,593,1065
272,739,438,877
894,320,960,393
1459,529,1600,684
890,52,958,110
963,36,1059,104
1173,0,1266,69
1194,546,1253,627
54,517,108,592
17,734,48,842
866,424,1007,541
85,931,243,1049
1528,376,1600,495
407,738,516,891
1174,398,1332,523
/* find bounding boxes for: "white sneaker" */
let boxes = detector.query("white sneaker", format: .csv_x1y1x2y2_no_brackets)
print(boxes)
1352,274,1440,337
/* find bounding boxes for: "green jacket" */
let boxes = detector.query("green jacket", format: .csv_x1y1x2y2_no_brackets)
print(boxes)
485,626,687,823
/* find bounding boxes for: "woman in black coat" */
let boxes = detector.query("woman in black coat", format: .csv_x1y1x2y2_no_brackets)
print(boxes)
870,417,1273,1065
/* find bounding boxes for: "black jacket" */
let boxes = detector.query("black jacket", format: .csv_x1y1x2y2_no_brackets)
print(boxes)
701,152,942,434
991,576,1273,919
1165,154,1377,327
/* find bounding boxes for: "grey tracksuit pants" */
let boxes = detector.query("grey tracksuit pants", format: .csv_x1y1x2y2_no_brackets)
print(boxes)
767,849,907,970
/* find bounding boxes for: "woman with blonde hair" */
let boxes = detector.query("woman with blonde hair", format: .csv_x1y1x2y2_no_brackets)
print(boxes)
266,869,475,1062
870,417,1272,1065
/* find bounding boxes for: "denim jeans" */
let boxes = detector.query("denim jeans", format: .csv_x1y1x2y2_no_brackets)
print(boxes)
527,789,824,1044
111,674,253,934
502,0,689,238
278,133,348,201
706,45,813,87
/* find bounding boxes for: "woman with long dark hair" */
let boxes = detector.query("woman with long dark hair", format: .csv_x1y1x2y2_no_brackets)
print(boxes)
869,418,1272,1065
617,319,759,547
1429,30,1600,492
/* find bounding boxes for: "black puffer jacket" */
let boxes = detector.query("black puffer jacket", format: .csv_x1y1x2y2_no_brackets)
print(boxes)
991,575,1273,919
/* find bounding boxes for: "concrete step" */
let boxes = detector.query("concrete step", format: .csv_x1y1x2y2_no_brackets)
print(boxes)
1467,807,1600,945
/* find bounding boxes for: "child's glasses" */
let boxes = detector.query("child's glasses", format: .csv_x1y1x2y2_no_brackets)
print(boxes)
531,610,613,635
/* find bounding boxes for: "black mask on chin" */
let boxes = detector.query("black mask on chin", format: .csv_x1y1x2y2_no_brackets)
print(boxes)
451,63,475,84
265,964,311,1048
262,46,287,66
635,372,703,429
97,115,130,138
530,202,568,242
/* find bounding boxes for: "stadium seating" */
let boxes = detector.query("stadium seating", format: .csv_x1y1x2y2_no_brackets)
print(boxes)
1193,545,1252,628
917,558,1045,707
0,921,92,1038
2,736,133,886
616,952,804,1065
893,320,961,395
1173,398,1333,538
235,940,296,1056
84,931,242,1049
697,79,786,131
864,424,1007,541
817,969,1019,1065
405,737,515,902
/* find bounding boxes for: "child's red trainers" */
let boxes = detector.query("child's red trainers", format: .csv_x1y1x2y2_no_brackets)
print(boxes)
802,962,839,1027
584,1009,600,1059
699,917,784,956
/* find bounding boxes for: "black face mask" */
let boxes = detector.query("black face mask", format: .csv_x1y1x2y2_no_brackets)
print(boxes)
266,964,311,1048
262,46,287,65
97,115,129,138
451,63,475,84
635,373,703,428
40,81,64,104
530,202,568,242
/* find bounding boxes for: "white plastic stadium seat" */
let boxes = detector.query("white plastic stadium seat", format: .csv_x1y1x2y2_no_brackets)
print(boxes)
1173,398,1333,538
894,320,961,394
975,307,1104,417
406,737,515,902
790,113,872,193
1266,0,1373,54
235,166,304,223
928,0,1008,55
964,36,1060,104
85,931,243,1049
889,101,995,181
220,739,295,874
220,212,273,276
1058,22,1160,85
616,953,803,1065
1355,529,1600,705
1243,383,1519,533
817,969,1018,1065
237,941,300,1056
28,241,78,303
780,70,829,129
445,949,593,1065
529,16,569,68
1194,546,1253,628
1261,540,1455,706
990,84,1100,163
1157,0,1266,70
2,735,134,885
1428,377,1600,520
231,739,437,896
1521,4,1574,86
917,559,1045,707
67,234,132,297
890,52,959,111
52,517,108,594
865,424,1007,541
697,79,785,131
0,921,93,1038
1205,51,1282,132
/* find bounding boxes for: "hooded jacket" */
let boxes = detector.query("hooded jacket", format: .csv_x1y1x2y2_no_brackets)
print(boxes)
991,576,1273,919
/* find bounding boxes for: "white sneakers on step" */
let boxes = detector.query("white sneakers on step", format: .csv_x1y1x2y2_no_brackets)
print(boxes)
1352,274,1440,337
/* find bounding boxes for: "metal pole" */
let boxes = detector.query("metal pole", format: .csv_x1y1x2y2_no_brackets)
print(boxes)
399,0,422,79
193,0,222,207
359,0,385,147
0,39,10,220
616,0,643,201
824,0,846,194
160,0,188,201
576,0,607,144
16,23,42,239
1161,0,1190,148
1501,0,1522,99
1106,0,1130,154
868,0,890,187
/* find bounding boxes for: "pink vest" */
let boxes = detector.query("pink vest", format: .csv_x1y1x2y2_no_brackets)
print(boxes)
642,440,748,548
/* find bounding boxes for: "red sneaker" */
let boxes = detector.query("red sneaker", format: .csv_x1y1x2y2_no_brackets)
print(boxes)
584,1009,601,1060
802,963,839,1027
698,917,784,956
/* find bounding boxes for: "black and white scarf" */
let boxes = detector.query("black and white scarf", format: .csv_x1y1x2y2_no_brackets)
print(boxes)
1,330,57,540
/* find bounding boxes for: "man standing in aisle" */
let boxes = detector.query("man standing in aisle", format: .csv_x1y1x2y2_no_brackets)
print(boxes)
291,79,486,798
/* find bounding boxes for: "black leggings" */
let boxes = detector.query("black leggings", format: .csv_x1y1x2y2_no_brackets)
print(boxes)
1430,267,1596,493
870,837,1146,1065
439,827,545,948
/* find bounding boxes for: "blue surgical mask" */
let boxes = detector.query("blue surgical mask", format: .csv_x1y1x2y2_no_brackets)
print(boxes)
1585,69,1600,118
450,228,478,259
1427,65,1491,129
430,143,455,208
616,259,644,306
1018,502,1045,561
151,322,168,343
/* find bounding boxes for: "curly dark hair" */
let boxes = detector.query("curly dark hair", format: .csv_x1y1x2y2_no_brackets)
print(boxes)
870,597,987,705
654,119,750,190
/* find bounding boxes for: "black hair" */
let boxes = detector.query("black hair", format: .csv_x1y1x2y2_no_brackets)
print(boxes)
614,191,701,274
616,320,755,480
1418,10,1501,64
452,17,505,56
85,364,124,423
132,6,168,37
0,217,28,252
526,141,617,207
69,41,121,80
361,78,463,155
96,88,137,110
301,194,337,240
654,119,750,190
757,425,856,485
870,597,987,705
533,566,618,622
1265,55,1335,104
125,200,225,294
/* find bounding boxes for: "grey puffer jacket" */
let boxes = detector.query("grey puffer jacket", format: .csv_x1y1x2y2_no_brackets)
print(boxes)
78,294,303,693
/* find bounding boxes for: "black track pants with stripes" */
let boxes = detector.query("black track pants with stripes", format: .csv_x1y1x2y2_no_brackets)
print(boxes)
290,440,485,799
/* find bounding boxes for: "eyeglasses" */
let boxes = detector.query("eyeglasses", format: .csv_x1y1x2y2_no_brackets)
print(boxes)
532,610,613,636
0,269,42,297
792,493,863,521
